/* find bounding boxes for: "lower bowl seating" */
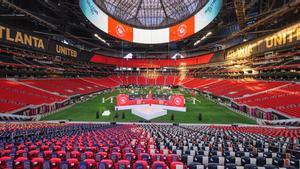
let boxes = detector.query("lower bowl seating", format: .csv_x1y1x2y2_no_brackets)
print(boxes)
0,123,299,169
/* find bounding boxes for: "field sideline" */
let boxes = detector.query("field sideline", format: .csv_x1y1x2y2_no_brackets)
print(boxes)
42,87,256,124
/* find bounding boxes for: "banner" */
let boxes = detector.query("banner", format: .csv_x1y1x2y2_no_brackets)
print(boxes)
90,53,214,68
0,24,81,58
170,16,195,42
117,94,129,106
0,24,47,51
225,22,300,60
48,41,79,58
170,95,185,107
116,94,185,107
108,17,133,42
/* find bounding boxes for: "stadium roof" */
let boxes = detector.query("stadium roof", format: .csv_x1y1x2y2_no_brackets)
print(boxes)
94,0,207,29
0,0,299,58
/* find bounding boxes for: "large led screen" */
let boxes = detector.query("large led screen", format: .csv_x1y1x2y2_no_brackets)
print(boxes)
80,0,222,44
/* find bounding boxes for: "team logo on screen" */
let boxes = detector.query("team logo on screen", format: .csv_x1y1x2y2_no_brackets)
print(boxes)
177,24,187,37
174,97,182,106
116,25,126,37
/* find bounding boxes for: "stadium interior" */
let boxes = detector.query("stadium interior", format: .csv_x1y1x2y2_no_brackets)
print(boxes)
0,0,300,169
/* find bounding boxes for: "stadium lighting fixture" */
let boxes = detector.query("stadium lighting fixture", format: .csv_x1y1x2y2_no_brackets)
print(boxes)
171,53,184,60
62,40,69,45
94,33,110,46
124,53,133,59
194,31,212,46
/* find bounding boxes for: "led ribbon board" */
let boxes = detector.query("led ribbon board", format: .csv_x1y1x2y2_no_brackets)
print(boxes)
80,0,222,44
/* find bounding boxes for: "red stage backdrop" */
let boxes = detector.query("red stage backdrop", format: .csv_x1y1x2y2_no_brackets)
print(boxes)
116,94,185,107
170,95,185,107
116,94,129,106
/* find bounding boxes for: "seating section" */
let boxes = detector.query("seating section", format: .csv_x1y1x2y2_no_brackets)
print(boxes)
182,78,219,89
126,76,137,86
156,76,165,86
0,123,299,169
0,80,66,113
179,78,299,118
0,76,299,118
109,76,123,84
137,76,147,85
0,102,24,113
178,77,194,85
119,76,129,86
165,76,175,86
0,49,116,77
235,84,300,118
114,75,204,86
83,77,120,88
21,78,105,96
194,79,288,98
148,78,156,86
116,75,197,86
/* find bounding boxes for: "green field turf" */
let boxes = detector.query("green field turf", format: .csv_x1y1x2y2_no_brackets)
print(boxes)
42,87,256,124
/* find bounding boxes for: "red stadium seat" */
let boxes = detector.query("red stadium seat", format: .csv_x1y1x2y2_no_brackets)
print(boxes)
170,162,187,169
124,152,136,163
40,145,49,151
115,160,131,169
85,151,95,159
135,148,146,155
67,158,79,169
17,144,26,150
100,146,109,153
70,151,81,160
50,158,61,169
1,150,11,157
0,156,11,169
66,145,74,152
84,159,97,168
97,152,108,161
31,157,44,169
138,153,151,162
152,161,167,169
123,147,133,154
133,160,149,169
112,146,121,153
14,157,28,169
56,151,66,161
53,145,61,152
167,154,180,164
28,150,39,160
16,150,26,157
152,153,165,161
110,152,121,163
99,159,113,169
43,150,52,160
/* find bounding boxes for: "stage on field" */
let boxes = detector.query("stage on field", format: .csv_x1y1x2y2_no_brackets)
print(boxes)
115,104,186,120
115,92,186,120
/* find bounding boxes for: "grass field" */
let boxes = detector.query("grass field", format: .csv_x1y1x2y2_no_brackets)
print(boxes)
42,87,256,124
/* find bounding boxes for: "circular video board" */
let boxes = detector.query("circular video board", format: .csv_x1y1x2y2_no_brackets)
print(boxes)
80,0,222,44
